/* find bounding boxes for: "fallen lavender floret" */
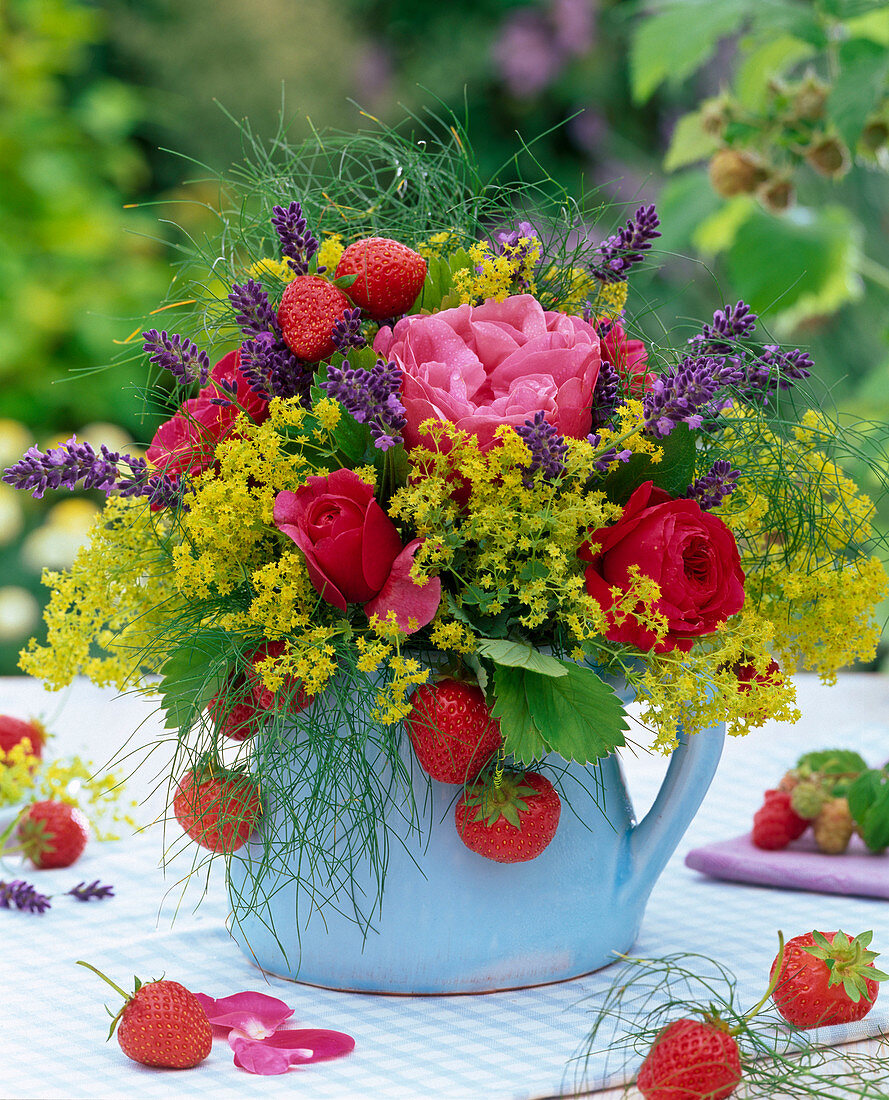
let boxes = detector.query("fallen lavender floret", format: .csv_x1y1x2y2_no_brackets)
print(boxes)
0,879,51,914
67,880,115,902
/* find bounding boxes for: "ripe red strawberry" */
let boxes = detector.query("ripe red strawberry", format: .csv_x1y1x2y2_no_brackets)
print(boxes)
770,930,887,1028
335,236,427,320
0,714,47,759
245,640,311,714
78,962,211,1069
207,671,261,741
751,788,808,850
277,275,353,362
636,1017,742,1100
455,770,561,863
405,680,502,784
17,799,89,868
173,767,261,853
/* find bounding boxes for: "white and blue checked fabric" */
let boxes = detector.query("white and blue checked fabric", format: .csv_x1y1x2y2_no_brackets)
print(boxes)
2,674,888,1099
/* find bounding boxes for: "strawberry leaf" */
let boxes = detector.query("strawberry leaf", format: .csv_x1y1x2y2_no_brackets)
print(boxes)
847,770,889,852
476,639,567,677
158,634,229,733
491,665,547,764
524,661,629,765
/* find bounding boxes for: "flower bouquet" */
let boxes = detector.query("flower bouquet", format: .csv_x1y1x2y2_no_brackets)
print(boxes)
5,122,887,992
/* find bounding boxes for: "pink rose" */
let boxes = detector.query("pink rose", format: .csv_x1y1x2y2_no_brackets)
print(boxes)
600,321,654,396
374,294,601,450
147,350,269,478
274,469,441,633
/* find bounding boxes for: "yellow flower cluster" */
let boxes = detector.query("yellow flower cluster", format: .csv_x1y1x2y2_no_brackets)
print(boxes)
550,267,628,319
247,258,297,284
0,741,39,807
452,237,541,304
315,233,346,271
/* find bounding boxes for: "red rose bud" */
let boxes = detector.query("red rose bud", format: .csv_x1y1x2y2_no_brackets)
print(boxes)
579,482,745,653
273,469,441,633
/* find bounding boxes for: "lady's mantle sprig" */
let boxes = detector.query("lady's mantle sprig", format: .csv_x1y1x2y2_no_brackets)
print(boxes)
271,201,319,276
0,878,114,914
142,329,210,386
592,204,661,283
322,358,406,450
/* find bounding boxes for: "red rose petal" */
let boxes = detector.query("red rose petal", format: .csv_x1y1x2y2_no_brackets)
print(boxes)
364,538,441,633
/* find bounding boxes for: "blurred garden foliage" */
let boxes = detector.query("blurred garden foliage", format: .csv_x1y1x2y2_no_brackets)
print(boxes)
2,0,888,671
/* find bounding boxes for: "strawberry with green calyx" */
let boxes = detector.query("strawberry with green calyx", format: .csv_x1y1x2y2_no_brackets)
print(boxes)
173,764,261,854
334,237,427,321
455,769,561,863
77,961,212,1069
16,799,89,868
770,930,888,1028
277,275,353,362
0,714,47,760
405,679,502,784
636,1015,742,1100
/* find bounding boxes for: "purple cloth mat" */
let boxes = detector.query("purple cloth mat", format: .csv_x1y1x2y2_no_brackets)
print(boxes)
685,832,889,899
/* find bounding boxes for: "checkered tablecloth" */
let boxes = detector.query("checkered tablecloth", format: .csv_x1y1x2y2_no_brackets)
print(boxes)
2,674,888,1099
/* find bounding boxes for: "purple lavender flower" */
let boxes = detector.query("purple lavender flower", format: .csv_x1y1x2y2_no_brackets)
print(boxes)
271,201,319,276
743,345,813,399
689,301,758,355
321,358,406,451
590,358,621,430
0,879,51,914
516,411,569,485
240,332,312,402
229,280,281,339
67,880,115,902
331,307,366,352
587,433,633,473
592,204,661,283
3,437,137,499
643,356,744,438
142,329,210,386
685,460,740,510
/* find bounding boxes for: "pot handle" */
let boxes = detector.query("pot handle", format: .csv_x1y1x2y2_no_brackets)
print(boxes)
628,723,725,892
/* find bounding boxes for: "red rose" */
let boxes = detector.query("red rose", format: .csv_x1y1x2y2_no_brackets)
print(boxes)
273,469,441,633
580,481,745,653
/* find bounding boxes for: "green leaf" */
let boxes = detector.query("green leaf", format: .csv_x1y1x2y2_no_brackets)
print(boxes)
654,171,724,255
725,205,864,324
797,749,869,775
158,634,229,732
476,639,567,677
848,770,889,852
601,424,697,504
735,35,816,110
664,111,718,172
491,665,547,765
630,2,751,103
524,661,629,765
827,37,889,149
692,196,756,256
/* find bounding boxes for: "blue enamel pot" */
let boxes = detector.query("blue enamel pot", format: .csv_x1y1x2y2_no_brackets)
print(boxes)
227,682,724,994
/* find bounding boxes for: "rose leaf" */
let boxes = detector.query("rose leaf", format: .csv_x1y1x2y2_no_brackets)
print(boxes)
524,662,629,765
476,639,567,678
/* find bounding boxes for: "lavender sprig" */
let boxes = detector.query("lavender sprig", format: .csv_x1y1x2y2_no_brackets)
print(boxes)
3,437,143,500
67,880,115,902
685,460,740,510
142,329,210,386
516,411,568,485
587,433,633,473
592,204,661,283
321,358,406,451
643,356,744,438
743,345,813,399
271,201,319,276
0,879,51,914
689,301,758,356
590,359,621,431
331,307,366,352
229,279,281,339
240,332,312,402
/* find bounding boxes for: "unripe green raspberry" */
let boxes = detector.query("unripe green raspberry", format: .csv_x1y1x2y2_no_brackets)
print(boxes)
813,797,854,855
790,780,826,820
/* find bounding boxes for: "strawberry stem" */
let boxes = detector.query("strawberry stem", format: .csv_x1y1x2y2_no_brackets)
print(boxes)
735,930,786,1031
76,960,130,1001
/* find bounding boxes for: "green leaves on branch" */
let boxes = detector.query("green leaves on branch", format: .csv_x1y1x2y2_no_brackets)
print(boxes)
490,658,629,766
847,770,889,853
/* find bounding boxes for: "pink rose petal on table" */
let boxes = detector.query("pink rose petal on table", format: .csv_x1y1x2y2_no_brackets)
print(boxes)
195,991,294,1039
230,1029,356,1075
